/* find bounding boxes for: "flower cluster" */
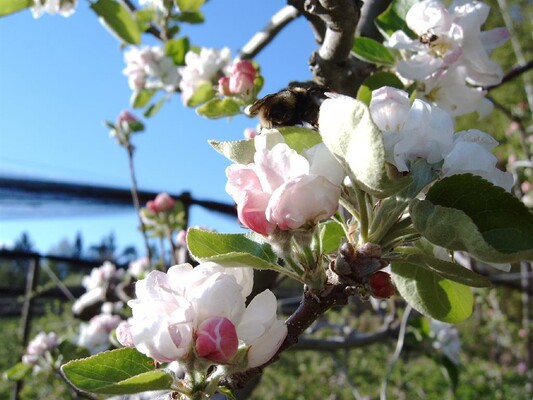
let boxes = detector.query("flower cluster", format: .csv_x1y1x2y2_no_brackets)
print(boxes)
140,192,185,239
178,47,232,105
226,130,345,236
387,0,508,116
22,332,58,367
72,261,125,316
76,313,122,354
123,46,180,93
218,60,257,99
31,0,77,18
369,86,513,190
118,262,287,369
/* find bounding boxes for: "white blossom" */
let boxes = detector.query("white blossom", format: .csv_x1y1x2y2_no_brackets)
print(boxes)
178,47,232,105
122,262,287,368
76,314,121,354
123,46,180,92
31,0,77,18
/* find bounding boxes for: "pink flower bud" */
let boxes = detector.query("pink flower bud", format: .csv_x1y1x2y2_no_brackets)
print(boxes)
244,128,258,139
232,60,256,77
151,192,175,213
146,200,159,213
116,110,139,126
229,71,255,98
218,76,231,96
195,316,238,363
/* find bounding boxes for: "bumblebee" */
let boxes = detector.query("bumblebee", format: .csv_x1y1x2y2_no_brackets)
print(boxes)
248,85,328,129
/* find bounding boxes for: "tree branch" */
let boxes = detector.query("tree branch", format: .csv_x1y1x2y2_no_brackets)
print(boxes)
485,59,533,91
291,0,376,96
239,6,300,60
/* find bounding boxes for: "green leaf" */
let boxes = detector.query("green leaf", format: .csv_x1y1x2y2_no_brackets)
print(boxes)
318,96,408,198
356,72,404,105
0,0,31,17
439,355,460,389
187,82,216,107
175,11,204,23
90,0,141,45
391,262,474,323
278,127,322,154
61,348,173,395
165,37,190,65
318,220,345,254
410,174,533,263
375,0,418,38
400,252,491,288
209,138,255,164
187,228,280,270
4,362,32,381
175,0,205,12
352,37,397,66
196,98,242,119
144,98,165,118
131,89,157,108
135,9,155,32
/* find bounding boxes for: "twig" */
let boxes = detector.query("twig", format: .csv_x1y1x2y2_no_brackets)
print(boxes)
380,305,412,400
485,60,533,91
239,6,300,59
126,145,153,261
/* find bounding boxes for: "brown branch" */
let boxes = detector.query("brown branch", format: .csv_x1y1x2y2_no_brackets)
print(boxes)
485,59,533,91
291,0,376,96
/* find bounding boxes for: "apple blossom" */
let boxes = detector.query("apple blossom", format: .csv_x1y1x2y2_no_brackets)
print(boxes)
22,332,58,366
120,262,287,369
179,47,232,105
369,86,454,172
368,87,513,190
386,0,508,116
31,0,77,18
76,313,121,354
128,257,151,279
123,46,180,93
441,130,514,191
226,132,344,235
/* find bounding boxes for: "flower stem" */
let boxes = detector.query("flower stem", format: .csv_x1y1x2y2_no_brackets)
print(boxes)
126,145,152,261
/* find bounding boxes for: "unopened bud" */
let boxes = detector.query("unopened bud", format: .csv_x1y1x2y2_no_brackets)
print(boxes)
195,317,238,363
369,271,395,298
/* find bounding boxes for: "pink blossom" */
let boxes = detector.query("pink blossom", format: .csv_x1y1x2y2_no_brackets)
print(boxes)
226,137,343,235
244,127,258,139
147,192,176,213
218,76,231,96
125,263,286,367
195,317,239,363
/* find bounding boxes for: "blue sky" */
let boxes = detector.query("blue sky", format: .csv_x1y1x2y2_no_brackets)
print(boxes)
0,1,317,254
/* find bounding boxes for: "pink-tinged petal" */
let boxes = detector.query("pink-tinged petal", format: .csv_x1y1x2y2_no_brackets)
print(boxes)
267,175,341,230
116,321,135,348
238,290,277,343
195,317,238,363
254,144,309,193
237,190,276,236
225,164,262,200
397,54,445,80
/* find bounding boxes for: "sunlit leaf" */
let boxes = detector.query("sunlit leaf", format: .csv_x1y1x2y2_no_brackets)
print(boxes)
90,0,141,45
352,37,397,66
0,0,32,17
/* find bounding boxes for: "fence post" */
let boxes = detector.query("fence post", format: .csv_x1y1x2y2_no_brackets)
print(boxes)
12,255,41,400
